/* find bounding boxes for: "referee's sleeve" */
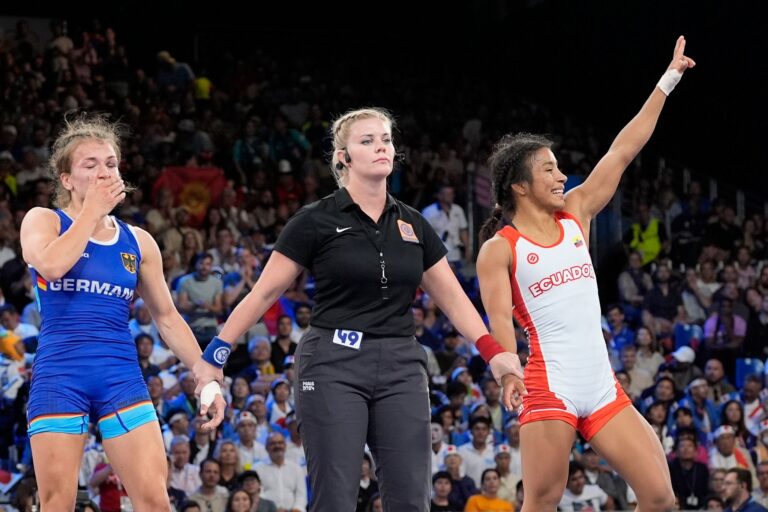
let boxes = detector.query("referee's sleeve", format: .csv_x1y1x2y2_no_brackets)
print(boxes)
273,207,317,269
417,212,448,270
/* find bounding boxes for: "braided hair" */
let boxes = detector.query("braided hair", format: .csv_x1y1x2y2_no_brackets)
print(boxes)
479,133,554,242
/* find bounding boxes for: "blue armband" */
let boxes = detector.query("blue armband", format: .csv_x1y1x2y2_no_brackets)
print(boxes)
202,336,232,368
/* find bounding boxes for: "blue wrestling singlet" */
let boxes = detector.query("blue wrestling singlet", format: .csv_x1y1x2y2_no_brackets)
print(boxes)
27,210,157,438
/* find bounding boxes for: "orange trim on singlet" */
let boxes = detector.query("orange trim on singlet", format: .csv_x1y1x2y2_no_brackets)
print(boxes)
496,227,568,418
555,210,586,238
578,377,632,440
29,412,86,424
98,400,153,422
499,217,565,249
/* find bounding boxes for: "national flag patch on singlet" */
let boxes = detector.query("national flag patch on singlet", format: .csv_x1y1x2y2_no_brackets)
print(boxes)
121,253,137,273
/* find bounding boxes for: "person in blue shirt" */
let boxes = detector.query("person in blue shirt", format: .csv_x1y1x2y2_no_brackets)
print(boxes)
19,114,225,511
723,468,768,512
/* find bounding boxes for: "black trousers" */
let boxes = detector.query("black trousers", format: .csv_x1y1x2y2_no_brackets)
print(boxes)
295,327,431,512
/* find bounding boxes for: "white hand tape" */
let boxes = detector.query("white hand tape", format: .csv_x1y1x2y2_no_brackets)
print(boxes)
200,381,222,408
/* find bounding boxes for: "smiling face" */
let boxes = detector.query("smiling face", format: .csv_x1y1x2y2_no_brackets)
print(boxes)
514,147,567,212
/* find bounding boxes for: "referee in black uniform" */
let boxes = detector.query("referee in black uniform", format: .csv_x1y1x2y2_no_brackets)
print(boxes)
204,107,524,512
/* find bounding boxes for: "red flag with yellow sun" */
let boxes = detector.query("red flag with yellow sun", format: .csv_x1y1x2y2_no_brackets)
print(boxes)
152,166,227,226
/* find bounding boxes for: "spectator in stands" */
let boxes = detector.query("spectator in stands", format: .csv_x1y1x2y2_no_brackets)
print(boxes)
620,344,654,399
136,333,161,380
677,377,719,437
703,298,746,379
213,439,241,491
170,435,203,496
209,227,239,274
422,184,470,265
190,415,216,465
642,263,685,336
237,469,278,512
177,252,224,347
659,347,702,393
580,443,629,509
88,459,128,512
233,410,268,471
558,461,613,512
164,370,199,419
634,326,664,379
240,336,276,384
720,399,754,449
443,445,478,508
494,444,518,504
189,459,229,512
266,378,293,424
668,435,709,510
706,204,742,263
754,461,768,508
356,452,379,512
644,401,674,454
722,467,768,512
270,314,296,373
458,417,496,487
255,431,307,512
245,393,275,446
128,298,161,346
709,426,757,482
741,375,766,437
744,289,768,359
618,250,655,324
705,358,738,404
292,303,312,342
626,200,670,266
156,50,195,95
605,304,635,352
414,303,441,351
225,488,254,512
463,468,514,512
430,470,461,512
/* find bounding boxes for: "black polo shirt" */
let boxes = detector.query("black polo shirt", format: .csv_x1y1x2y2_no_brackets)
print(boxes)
273,187,446,336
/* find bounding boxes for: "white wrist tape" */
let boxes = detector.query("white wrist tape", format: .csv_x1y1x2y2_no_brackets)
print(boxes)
200,381,222,407
657,68,683,96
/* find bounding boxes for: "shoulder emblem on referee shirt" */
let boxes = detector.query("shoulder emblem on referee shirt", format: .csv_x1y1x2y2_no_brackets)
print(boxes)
121,252,137,273
397,220,419,243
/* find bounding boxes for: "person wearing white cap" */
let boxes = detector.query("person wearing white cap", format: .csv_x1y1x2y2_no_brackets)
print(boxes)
234,411,269,472
709,425,758,488
443,445,478,509
494,444,520,504
677,377,719,436
660,345,704,392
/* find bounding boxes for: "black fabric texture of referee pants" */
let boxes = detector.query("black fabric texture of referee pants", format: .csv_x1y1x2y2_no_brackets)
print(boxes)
295,326,431,512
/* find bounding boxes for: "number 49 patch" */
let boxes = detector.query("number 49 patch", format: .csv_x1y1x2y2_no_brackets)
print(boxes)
332,329,363,350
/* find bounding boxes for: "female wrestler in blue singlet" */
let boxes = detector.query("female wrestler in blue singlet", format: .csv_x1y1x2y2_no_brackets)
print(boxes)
19,115,226,511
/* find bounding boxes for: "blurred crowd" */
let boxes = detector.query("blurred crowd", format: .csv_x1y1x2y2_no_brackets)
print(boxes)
0,16,766,512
